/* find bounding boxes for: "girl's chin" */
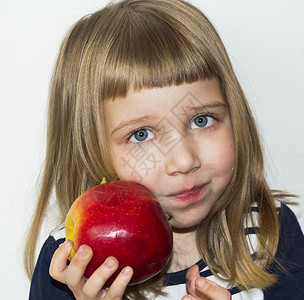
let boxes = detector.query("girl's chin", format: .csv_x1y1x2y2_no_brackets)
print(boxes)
168,207,211,230
170,218,203,231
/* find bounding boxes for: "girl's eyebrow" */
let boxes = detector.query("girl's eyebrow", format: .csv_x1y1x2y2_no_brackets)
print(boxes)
175,102,227,118
186,102,227,113
111,115,155,135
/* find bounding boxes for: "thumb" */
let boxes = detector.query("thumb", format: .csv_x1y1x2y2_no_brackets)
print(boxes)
185,264,201,295
193,277,231,300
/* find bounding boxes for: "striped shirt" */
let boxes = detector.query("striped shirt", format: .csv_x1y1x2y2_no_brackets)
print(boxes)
29,202,304,299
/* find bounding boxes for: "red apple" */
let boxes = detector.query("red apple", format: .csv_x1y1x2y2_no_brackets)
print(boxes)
65,180,173,285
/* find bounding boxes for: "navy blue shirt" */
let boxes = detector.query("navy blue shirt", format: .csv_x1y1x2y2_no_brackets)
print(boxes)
29,203,304,299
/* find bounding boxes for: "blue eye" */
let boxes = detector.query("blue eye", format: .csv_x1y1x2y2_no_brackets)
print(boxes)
190,115,215,129
129,129,154,142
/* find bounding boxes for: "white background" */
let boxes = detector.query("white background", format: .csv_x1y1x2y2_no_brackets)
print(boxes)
1,0,303,298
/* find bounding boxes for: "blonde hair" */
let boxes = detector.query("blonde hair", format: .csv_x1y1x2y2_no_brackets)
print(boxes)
24,0,290,297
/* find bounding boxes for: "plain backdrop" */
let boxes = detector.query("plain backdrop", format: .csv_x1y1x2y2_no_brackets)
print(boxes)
1,0,303,298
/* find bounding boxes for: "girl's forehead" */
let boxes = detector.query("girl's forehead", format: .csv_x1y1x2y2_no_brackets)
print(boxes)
109,78,223,104
104,78,226,132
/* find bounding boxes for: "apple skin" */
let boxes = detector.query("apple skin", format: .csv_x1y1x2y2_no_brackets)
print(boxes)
65,180,173,286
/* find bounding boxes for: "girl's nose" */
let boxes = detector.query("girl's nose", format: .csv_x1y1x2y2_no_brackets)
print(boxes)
165,138,201,176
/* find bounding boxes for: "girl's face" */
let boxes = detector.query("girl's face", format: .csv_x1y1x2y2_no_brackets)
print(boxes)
105,78,235,229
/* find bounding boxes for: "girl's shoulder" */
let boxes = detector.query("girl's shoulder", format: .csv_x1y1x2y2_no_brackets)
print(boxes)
29,224,73,300
248,199,301,231
246,200,303,254
50,223,66,243
264,201,304,299
246,199,296,228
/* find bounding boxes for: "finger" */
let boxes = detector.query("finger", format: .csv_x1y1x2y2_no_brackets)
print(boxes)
82,257,119,298
181,295,196,300
185,264,201,295
65,244,93,296
194,277,231,300
186,265,231,300
49,240,73,283
105,266,134,299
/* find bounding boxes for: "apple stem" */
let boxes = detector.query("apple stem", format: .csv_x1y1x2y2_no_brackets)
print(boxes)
100,177,107,185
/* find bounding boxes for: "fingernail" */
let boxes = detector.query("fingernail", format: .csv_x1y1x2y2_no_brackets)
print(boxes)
105,258,115,269
122,267,132,277
61,240,72,248
78,245,89,257
197,278,207,289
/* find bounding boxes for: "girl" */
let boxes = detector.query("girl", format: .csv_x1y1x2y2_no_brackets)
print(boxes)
24,0,304,299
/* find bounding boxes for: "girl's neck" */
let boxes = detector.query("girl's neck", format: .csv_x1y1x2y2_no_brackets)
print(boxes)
167,226,201,273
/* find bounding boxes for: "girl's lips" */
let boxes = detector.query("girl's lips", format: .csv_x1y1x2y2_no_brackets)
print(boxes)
167,184,207,202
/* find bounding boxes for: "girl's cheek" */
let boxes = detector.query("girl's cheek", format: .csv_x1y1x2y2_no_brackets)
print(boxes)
115,145,163,183
214,139,236,181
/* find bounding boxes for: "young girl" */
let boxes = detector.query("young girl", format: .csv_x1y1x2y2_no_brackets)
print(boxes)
24,0,304,299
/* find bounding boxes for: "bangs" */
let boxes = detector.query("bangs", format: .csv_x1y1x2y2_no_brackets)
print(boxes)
82,2,221,100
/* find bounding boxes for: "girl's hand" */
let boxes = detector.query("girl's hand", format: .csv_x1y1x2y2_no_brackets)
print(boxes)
182,265,231,300
49,240,133,300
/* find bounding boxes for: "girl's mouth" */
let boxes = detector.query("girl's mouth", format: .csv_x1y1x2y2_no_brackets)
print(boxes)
167,184,207,202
